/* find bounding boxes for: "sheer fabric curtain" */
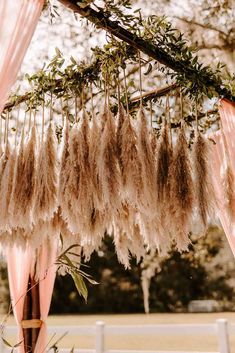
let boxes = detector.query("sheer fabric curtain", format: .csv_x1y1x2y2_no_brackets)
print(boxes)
34,241,57,353
0,2,51,352
210,99,235,256
7,246,33,353
0,0,44,113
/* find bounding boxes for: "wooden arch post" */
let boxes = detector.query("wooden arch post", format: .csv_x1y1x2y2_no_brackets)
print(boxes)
22,276,40,353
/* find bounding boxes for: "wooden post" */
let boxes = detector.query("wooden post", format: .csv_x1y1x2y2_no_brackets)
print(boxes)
95,321,105,353
31,277,40,352
217,318,230,353
22,279,32,353
22,276,40,353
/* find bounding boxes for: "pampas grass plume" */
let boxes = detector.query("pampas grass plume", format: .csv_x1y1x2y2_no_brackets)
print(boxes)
171,125,194,250
34,122,58,222
137,107,157,214
98,105,121,215
193,131,216,226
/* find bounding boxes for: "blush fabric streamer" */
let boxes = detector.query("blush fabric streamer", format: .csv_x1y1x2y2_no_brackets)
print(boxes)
0,0,44,114
210,99,235,256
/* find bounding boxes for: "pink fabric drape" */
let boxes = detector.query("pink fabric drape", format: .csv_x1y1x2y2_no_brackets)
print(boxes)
7,246,33,353
7,241,57,353
34,242,57,353
0,0,44,114
210,99,235,256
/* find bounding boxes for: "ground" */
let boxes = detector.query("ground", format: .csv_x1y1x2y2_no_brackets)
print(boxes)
2,313,235,352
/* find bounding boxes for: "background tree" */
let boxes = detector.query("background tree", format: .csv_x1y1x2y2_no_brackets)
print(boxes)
50,226,235,314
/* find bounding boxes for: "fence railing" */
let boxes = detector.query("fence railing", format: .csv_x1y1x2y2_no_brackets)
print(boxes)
0,318,233,353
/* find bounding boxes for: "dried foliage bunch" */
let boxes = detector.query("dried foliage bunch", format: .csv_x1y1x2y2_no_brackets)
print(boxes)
0,95,217,267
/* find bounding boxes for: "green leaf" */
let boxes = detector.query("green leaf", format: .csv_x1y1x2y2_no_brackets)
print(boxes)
71,272,88,302
2,337,13,348
70,56,77,65
58,244,80,259
144,63,152,75
59,233,64,249
85,277,99,285
55,47,61,56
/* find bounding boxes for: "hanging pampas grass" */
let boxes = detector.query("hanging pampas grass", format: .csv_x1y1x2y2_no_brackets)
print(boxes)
85,103,118,245
9,127,37,229
59,120,71,223
73,111,94,236
116,103,126,169
170,125,194,250
138,212,170,256
114,202,136,239
75,112,93,231
21,126,37,223
192,130,216,226
89,111,104,210
150,128,158,155
31,212,61,255
0,143,3,158
113,232,131,269
116,103,143,251
34,122,58,222
61,112,94,237
59,209,79,244
0,228,28,250
0,146,16,231
9,135,24,228
0,142,11,230
0,142,10,188
0,88,219,261
129,223,146,262
120,110,143,207
60,123,79,231
136,107,157,214
156,121,172,204
113,224,145,268
154,120,173,248
98,105,121,215
87,110,113,246
114,219,146,267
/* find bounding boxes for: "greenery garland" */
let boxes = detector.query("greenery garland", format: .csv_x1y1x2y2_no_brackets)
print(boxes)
58,0,235,99
2,0,235,129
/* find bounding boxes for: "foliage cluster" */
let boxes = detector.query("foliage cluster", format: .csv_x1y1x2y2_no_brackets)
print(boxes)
4,0,235,120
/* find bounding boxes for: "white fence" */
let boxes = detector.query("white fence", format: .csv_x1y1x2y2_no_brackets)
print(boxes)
0,319,233,353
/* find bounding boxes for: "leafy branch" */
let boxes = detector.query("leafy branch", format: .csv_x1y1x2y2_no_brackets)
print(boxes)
58,0,235,101
3,0,235,130
56,244,98,302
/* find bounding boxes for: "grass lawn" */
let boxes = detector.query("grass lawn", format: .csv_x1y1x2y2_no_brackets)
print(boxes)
2,312,235,352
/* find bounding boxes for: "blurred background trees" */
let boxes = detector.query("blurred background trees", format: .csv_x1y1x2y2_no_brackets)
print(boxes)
50,226,235,314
